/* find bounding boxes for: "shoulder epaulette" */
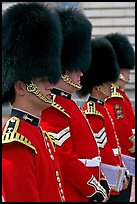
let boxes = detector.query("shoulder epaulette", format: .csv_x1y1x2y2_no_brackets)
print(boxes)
110,84,123,99
52,102,70,118
2,116,37,154
3,116,20,134
84,101,103,118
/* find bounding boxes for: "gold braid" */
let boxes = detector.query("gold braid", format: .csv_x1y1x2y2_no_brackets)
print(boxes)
26,81,53,104
61,74,82,90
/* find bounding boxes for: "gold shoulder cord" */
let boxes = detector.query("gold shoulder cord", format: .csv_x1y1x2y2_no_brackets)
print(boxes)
2,116,37,154
84,101,103,118
110,84,123,98
52,100,70,118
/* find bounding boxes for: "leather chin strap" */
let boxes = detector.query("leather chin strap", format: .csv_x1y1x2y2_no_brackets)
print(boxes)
61,74,82,90
26,81,53,104
119,73,130,83
96,85,110,97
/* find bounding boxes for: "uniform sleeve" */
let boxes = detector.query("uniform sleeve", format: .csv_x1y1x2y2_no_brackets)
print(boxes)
123,94,135,134
41,108,107,198
2,142,41,202
105,99,135,155
86,114,118,165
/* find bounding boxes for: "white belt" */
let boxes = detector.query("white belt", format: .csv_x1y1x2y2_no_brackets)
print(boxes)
112,148,119,156
79,156,101,167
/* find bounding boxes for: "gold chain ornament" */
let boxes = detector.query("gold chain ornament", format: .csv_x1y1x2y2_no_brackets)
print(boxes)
61,74,82,90
26,81,53,104
119,73,130,83
96,85,110,97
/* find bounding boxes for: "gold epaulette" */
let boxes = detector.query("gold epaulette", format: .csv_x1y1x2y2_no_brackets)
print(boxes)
2,132,37,154
128,135,135,153
52,101,70,118
110,84,123,99
3,116,20,134
84,101,103,118
2,116,37,154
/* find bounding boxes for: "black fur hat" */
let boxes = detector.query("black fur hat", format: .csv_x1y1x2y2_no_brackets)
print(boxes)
79,37,120,96
105,33,135,70
2,2,62,103
56,7,92,74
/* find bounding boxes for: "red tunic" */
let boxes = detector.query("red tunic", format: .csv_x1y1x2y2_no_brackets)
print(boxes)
40,93,107,202
117,86,135,134
105,84,135,157
82,97,124,195
2,108,65,202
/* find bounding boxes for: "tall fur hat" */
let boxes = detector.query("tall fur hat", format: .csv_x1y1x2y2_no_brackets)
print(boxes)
2,2,62,103
105,32,135,70
79,37,120,96
56,7,92,74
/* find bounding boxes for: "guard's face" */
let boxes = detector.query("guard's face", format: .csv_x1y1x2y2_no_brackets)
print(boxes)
33,77,54,100
117,68,130,89
120,69,130,83
102,82,112,97
66,70,83,86
14,78,54,115
26,77,54,109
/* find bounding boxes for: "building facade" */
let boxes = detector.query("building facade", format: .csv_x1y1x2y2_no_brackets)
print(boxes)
2,2,135,120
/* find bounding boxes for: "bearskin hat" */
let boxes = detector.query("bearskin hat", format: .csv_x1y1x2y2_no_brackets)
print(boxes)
105,33,135,70
79,37,120,96
56,7,92,74
2,2,62,103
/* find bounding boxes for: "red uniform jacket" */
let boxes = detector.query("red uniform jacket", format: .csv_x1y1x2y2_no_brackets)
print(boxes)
40,90,107,202
2,108,65,202
116,85,135,134
105,84,135,157
82,96,124,195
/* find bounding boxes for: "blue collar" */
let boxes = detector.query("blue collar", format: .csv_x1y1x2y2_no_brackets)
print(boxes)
52,88,72,100
88,96,104,106
11,108,40,126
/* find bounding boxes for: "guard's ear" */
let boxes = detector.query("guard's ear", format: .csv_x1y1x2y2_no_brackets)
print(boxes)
14,81,26,96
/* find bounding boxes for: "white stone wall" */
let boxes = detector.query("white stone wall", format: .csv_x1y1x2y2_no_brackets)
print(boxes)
80,2,135,107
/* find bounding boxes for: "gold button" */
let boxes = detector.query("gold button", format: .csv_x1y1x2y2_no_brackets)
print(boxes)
60,189,64,194
56,171,59,176
61,196,65,202
50,155,54,160
57,176,61,182
46,142,50,147
48,148,51,154
59,182,62,188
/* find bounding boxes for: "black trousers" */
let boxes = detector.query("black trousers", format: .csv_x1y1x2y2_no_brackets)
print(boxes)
107,177,133,202
118,177,133,202
107,195,120,202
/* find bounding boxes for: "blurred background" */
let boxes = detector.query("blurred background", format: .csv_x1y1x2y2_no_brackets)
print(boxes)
2,2,135,124
2,2,135,202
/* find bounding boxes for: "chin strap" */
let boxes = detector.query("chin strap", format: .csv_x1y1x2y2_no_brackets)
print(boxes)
119,73,130,83
61,74,82,90
26,81,53,104
96,85,110,97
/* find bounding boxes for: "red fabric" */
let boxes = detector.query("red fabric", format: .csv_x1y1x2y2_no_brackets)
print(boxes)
105,88,135,157
117,88,135,131
40,95,106,202
83,101,124,195
2,119,64,202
